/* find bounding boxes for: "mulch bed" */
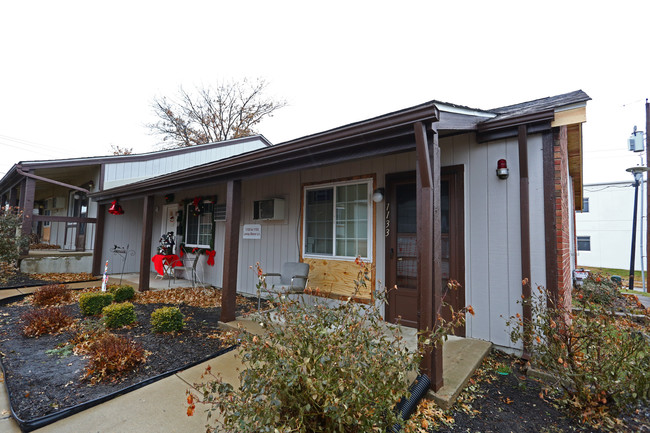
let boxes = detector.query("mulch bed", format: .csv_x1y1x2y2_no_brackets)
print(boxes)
415,350,650,433
0,286,262,428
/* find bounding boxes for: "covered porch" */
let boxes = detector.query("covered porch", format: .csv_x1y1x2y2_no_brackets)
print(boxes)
90,102,455,391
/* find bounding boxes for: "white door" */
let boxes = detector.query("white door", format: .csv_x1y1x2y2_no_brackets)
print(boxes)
161,204,179,253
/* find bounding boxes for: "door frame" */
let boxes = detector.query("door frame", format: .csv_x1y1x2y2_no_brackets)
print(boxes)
385,171,418,327
384,166,466,334
441,165,466,336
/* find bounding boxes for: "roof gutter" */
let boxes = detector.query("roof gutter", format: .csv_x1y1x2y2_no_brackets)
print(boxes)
477,109,556,133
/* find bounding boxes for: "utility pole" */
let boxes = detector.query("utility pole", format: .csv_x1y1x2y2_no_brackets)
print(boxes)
627,166,650,290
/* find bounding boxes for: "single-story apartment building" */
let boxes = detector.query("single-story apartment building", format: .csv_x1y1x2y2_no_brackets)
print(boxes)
89,90,590,390
0,136,271,273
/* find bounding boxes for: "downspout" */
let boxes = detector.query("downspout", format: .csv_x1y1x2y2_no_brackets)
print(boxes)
518,125,532,359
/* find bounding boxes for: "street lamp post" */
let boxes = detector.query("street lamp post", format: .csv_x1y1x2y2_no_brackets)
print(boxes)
626,166,650,290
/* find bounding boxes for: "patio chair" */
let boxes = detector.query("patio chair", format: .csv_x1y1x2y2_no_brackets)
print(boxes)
258,262,310,310
171,254,203,288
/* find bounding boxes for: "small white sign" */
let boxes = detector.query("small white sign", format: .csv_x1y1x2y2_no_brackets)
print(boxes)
243,224,262,239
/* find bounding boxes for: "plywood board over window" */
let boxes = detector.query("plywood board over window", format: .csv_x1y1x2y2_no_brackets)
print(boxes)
300,175,376,303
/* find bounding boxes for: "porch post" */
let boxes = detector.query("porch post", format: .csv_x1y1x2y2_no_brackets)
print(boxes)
9,186,18,207
138,195,154,292
20,176,36,254
92,203,106,276
415,121,443,391
519,125,533,359
221,179,242,323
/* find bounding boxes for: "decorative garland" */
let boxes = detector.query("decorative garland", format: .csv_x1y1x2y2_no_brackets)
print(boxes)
178,244,216,266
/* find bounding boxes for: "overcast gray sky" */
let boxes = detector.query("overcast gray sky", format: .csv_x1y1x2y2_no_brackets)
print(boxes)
1,0,649,184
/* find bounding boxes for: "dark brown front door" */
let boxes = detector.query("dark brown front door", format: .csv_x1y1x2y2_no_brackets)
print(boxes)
386,167,465,333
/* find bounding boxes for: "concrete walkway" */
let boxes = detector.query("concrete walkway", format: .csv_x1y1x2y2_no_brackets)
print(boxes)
1,285,491,432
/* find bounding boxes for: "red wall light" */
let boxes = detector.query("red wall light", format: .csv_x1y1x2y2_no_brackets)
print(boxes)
496,159,509,179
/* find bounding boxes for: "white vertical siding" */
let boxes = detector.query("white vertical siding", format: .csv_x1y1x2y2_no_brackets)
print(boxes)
101,198,144,275
103,139,268,189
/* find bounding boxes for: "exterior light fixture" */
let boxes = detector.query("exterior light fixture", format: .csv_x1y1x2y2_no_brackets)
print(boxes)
496,159,509,179
372,188,385,203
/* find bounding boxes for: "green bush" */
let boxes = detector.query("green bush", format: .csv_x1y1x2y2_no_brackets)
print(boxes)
186,261,471,432
507,284,650,420
150,306,184,333
103,302,136,328
79,292,113,316
109,285,136,303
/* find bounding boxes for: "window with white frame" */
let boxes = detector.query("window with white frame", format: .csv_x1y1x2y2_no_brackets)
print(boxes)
185,202,214,248
303,179,371,259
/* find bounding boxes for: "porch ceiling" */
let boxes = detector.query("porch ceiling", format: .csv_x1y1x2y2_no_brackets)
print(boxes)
90,103,441,203
567,123,583,211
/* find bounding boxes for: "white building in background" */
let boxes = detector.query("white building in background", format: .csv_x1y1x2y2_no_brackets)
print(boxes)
575,180,647,271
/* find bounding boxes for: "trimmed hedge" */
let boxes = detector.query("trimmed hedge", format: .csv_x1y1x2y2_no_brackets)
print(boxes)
103,302,136,328
150,306,184,333
109,285,136,303
79,292,113,316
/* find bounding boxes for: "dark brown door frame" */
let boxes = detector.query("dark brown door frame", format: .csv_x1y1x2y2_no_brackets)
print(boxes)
385,170,418,327
441,165,466,336
385,166,466,330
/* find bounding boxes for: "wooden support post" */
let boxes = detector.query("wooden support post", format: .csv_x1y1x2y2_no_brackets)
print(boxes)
415,121,443,392
138,196,154,292
221,179,242,323
9,186,18,207
20,176,36,254
518,125,533,359
92,203,106,276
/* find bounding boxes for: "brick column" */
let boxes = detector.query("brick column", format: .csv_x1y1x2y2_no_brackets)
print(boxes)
553,126,573,312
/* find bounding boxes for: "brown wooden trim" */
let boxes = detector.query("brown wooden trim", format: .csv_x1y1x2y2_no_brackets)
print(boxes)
138,195,154,292
518,126,532,359
221,179,242,323
32,215,97,223
20,177,36,240
441,165,466,336
92,203,106,276
478,110,555,132
415,122,432,188
416,123,443,392
542,130,559,304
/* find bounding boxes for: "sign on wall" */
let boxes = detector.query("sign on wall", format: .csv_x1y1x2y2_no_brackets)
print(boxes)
243,224,262,239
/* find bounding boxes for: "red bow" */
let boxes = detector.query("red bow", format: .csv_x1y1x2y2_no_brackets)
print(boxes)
206,250,216,266
179,248,184,258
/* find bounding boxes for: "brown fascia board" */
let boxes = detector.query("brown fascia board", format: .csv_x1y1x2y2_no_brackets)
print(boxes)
477,110,556,132
90,105,441,203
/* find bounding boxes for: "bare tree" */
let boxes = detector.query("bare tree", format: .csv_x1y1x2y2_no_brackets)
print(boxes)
148,79,286,148
110,144,133,155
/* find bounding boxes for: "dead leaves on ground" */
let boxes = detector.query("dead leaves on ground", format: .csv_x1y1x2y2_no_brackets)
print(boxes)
29,272,98,283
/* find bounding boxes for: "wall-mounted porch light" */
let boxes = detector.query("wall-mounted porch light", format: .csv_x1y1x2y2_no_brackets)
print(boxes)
372,188,385,203
496,159,509,180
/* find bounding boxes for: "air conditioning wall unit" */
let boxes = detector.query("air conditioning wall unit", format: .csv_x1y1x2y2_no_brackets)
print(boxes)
253,198,285,221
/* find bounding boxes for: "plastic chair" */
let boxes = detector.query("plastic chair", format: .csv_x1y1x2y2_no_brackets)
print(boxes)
171,254,203,288
258,262,310,309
